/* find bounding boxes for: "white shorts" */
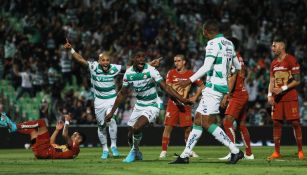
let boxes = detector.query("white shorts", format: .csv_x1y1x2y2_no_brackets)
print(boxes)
127,105,159,127
94,98,118,126
196,89,223,115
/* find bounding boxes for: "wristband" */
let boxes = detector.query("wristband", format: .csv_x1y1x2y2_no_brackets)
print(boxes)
267,92,272,97
65,121,70,125
281,85,288,92
71,48,76,54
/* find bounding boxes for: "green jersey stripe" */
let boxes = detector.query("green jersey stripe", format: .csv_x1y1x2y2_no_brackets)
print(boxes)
95,94,117,99
136,102,158,108
206,82,229,93
92,75,114,82
94,85,115,92
135,82,156,92
136,93,157,101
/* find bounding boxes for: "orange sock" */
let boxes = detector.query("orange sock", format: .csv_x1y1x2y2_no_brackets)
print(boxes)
292,120,303,152
162,136,169,151
223,120,235,143
273,120,282,154
240,125,252,155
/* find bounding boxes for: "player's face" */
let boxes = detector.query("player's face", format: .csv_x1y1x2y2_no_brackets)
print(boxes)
133,53,146,72
71,132,83,144
98,54,110,71
174,56,185,71
271,42,284,56
203,29,209,39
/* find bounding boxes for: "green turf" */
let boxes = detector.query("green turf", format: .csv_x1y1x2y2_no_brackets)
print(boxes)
0,146,307,175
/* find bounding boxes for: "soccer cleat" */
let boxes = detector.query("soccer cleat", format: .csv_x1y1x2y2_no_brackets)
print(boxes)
169,156,189,164
244,153,254,160
135,150,143,160
298,151,304,160
267,151,281,160
1,112,17,132
190,151,199,158
101,151,109,160
159,151,167,159
111,147,120,157
228,150,244,164
122,149,136,163
0,113,8,127
219,153,231,160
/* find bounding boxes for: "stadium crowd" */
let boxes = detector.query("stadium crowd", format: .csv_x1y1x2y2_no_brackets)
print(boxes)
0,0,306,125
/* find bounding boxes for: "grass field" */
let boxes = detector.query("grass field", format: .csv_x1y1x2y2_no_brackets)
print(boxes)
0,146,307,175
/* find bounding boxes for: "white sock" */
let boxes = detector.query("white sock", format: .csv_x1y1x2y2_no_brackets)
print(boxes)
209,124,239,154
98,127,108,152
133,133,143,151
180,125,203,158
108,118,118,148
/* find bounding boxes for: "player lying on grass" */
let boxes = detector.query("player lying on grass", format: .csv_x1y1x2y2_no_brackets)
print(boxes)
0,112,85,159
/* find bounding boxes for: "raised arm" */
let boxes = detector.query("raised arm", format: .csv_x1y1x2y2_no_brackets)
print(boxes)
105,86,129,122
62,114,73,145
64,39,89,67
50,121,64,144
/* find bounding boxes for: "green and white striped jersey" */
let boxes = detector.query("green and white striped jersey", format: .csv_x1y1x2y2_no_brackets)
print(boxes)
88,61,122,100
123,64,163,108
204,34,240,94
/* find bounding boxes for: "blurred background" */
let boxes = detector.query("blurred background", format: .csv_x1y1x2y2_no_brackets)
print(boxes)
0,0,306,128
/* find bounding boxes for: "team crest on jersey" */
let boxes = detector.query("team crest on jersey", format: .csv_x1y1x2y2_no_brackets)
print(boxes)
144,74,147,79
110,70,114,74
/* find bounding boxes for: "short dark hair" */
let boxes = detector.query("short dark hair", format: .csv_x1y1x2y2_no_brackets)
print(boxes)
228,37,240,51
203,19,220,34
78,132,86,145
273,35,286,43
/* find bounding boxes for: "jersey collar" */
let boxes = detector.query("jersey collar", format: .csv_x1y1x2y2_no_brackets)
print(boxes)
214,33,224,39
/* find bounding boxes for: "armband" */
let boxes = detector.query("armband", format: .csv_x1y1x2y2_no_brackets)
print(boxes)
71,48,76,54
281,85,288,92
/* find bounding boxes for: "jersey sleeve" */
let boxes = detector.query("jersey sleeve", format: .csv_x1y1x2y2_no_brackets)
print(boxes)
232,55,241,70
87,60,97,72
289,56,300,75
166,70,173,84
122,72,130,87
150,67,163,84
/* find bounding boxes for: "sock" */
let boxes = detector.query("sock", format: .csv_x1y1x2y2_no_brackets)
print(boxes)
180,125,203,158
98,127,108,152
162,136,170,151
208,124,239,154
273,120,282,154
17,119,46,134
132,133,143,151
239,125,252,155
223,119,235,143
108,118,118,148
292,120,303,152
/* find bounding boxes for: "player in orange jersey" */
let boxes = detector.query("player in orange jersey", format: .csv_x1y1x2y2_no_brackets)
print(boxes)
220,37,254,160
159,54,204,159
267,36,304,160
0,112,85,159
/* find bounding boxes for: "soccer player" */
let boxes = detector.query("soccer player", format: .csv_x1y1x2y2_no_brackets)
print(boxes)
105,51,192,163
219,37,254,160
267,36,304,160
64,40,160,159
64,40,121,159
0,112,85,159
170,19,243,164
159,54,204,159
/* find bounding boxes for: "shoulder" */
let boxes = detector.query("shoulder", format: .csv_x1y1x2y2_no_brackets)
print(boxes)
286,54,298,63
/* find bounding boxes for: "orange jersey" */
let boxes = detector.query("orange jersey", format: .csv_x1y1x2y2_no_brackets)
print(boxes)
166,69,202,100
270,54,300,101
232,53,248,98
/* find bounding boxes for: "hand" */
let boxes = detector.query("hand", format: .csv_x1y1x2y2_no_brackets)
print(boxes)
63,38,72,49
268,96,275,106
220,94,229,109
56,121,64,130
149,57,162,67
271,87,282,95
175,79,192,88
105,113,113,122
63,114,72,122
188,95,198,103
